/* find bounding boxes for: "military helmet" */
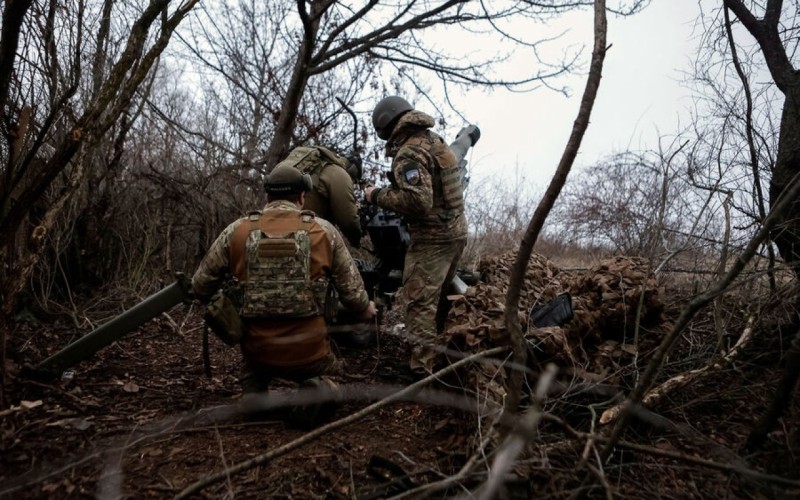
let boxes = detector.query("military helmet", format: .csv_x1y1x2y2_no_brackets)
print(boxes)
372,96,413,140
264,164,313,194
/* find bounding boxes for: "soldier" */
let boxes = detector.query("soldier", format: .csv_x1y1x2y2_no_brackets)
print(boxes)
364,96,468,373
192,164,376,395
275,146,363,247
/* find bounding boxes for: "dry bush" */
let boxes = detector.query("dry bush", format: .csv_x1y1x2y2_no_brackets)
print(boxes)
464,165,542,267
535,236,613,269
552,149,723,256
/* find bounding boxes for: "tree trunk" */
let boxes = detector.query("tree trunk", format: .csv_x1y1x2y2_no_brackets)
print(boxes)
745,314,800,450
769,87,800,272
722,0,800,448
748,86,800,451
262,1,332,172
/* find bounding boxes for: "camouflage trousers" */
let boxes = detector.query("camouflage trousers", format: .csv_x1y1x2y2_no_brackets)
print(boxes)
402,238,466,371
240,351,343,394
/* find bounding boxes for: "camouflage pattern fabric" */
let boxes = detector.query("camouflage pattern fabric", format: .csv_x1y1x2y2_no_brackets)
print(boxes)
402,238,466,371
438,147,465,210
373,110,468,243
303,161,361,247
192,219,241,301
371,109,469,370
239,216,325,318
192,200,369,370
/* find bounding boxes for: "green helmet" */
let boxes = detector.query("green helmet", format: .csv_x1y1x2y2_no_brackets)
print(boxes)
372,96,412,140
264,164,312,194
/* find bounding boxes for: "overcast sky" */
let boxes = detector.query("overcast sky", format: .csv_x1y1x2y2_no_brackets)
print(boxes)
436,0,699,190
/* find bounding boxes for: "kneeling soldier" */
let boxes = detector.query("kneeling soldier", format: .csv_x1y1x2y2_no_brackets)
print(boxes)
192,164,376,399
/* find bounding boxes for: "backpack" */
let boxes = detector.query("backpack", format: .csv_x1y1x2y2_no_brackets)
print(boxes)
238,212,328,318
277,146,350,186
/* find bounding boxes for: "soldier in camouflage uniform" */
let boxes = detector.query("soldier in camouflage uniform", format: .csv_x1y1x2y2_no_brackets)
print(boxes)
276,146,364,247
365,96,467,373
192,165,376,393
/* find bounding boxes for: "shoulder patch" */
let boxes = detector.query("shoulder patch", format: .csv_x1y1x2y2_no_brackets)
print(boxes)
403,164,422,186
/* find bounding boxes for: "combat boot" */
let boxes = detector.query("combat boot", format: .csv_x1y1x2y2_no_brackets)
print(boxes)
286,376,340,429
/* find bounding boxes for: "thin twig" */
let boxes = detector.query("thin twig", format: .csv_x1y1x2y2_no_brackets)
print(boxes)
389,420,500,499
550,416,800,489
213,423,235,497
473,364,558,500
175,346,508,498
600,315,755,425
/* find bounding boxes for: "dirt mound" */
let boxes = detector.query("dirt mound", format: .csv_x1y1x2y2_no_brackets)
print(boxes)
445,252,664,371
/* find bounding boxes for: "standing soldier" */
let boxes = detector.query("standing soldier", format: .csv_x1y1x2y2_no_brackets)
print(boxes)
365,96,468,374
275,146,364,248
192,164,376,396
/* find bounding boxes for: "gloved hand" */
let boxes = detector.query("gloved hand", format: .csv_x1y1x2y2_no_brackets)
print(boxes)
359,301,377,322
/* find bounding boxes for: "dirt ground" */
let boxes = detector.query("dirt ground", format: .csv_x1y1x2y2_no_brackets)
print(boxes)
1,268,799,499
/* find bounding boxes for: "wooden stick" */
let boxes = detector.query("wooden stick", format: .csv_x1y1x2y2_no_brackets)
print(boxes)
600,316,754,424
175,346,508,499
552,417,800,489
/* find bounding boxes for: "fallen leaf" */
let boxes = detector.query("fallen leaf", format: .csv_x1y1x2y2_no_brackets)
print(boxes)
46,418,93,430
140,447,163,458
41,483,60,493
123,381,140,393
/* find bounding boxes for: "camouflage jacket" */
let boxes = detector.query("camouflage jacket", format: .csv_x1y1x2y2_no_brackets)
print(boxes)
192,201,369,366
372,110,468,243
192,200,369,313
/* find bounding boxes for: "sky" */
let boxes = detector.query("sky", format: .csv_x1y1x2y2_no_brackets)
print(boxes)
435,0,700,190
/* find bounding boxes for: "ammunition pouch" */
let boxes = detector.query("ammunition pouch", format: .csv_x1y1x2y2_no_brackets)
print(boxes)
204,287,243,347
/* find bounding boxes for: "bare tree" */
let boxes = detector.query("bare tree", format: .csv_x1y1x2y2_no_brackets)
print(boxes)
554,146,719,256
720,1,800,272
0,0,199,403
716,0,800,450
176,1,648,173
501,0,609,424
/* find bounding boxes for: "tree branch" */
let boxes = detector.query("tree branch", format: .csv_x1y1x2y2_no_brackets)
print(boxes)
501,0,608,423
175,346,508,498
723,0,795,92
